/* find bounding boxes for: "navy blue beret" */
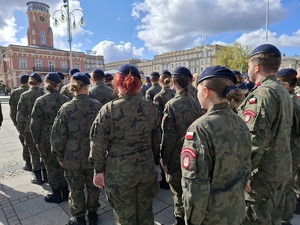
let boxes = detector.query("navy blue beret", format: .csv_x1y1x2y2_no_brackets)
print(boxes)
250,44,281,58
161,70,171,76
197,66,237,85
151,71,160,77
92,68,105,77
231,70,242,76
69,68,80,76
84,72,91,78
20,74,29,84
172,66,193,78
72,72,90,85
118,64,141,79
45,72,61,84
145,76,150,82
105,73,114,81
276,68,297,77
30,73,42,83
56,72,64,80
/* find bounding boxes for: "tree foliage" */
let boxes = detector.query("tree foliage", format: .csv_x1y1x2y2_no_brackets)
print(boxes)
216,43,252,74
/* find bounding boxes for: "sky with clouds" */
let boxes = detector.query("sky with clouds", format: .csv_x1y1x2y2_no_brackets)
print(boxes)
0,0,299,63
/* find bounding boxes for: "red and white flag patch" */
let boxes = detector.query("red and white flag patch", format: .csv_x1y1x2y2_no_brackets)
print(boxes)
242,110,257,123
185,131,194,140
297,94,300,99
249,97,257,104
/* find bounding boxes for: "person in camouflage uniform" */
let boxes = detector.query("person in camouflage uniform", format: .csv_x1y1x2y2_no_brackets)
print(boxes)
31,73,70,204
145,71,162,101
89,68,114,105
160,66,203,225
238,44,293,225
51,72,101,225
56,71,65,92
104,73,114,89
181,66,252,225
17,73,45,184
141,75,152,97
9,74,31,171
89,64,161,225
60,68,80,99
276,68,300,225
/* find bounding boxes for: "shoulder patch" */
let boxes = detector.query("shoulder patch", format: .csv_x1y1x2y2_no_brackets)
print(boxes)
242,110,257,123
181,148,197,170
297,94,300,99
185,131,194,140
249,97,257,104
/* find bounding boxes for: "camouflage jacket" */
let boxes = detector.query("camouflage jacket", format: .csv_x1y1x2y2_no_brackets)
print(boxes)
188,84,198,100
181,103,251,225
89,94,161,173
153,87,175,120
9,85,29,126
290,91,300,165
145,83,162,102
51,94,102,169
16,87,44,134
160,90,202,171
141,83,151,96
60,83,74,100
238,76,293,181
30,90,69,144
89,81,114,105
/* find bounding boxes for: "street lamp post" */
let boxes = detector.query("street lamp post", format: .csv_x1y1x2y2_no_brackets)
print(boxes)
52,0,85,68
265,0,269,42
0,51,9,86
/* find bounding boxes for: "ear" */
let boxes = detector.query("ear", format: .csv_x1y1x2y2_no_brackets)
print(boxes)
204,87,210,98
254,64,260,73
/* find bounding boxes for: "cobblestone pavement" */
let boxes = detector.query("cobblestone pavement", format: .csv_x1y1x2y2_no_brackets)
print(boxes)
0,101,300,225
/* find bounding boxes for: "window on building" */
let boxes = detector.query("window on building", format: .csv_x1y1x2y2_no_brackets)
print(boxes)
48,61,55,71
33,39,36,45
19,58,27,69
35,59,42,68
74,63,80,69
41,31,46,45
61,61,67,71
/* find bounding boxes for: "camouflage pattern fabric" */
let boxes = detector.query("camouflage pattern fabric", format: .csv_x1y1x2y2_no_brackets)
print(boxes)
89,94,161,225
153,87,175,119
9,85,30,163
160,90,202,219
181,103,252,225
31,91,69,189
145,83,162,102
60,83,74,99
17,87,44,171
188,84,198,100
51,94,101,217
89,81,114,105
238,76,293,224
141,83,151,96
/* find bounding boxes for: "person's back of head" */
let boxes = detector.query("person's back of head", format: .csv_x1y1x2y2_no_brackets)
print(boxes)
20,74,30,85
91,69,105,82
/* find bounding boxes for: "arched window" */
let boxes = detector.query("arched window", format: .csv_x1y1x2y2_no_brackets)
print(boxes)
41,31,46,45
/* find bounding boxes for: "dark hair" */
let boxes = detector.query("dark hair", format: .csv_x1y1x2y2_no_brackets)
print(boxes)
92,71,105,81
160,73,172,87
114,73,141,95
69,79,85,92
150,76,159,83
250,53,281,74
278,74,298,89
45,79,59,92
200,77,247,110
29,77,39,86
172,75,191,92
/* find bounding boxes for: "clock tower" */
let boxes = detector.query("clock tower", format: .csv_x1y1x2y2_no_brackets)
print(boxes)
27,1,53,48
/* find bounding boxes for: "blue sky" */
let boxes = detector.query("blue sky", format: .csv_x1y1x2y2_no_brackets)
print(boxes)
0,0,299,63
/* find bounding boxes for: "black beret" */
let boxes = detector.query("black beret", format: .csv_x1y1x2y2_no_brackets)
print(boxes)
276,68,297,77
105,73,114,81
69,68,80,76
250,44,281,58
84,72,91,79
197,66,237,85
20,74,29,84
117,64,141,79
151,71,160,77
56,72,65,80
172,66,193,78
92,68,105,77
30,73,42,83
72,72,90,85
45,72,61,84
161,70,171,76
231,70,242,76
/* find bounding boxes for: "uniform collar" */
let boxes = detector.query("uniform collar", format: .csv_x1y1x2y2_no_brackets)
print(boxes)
207,102,229,113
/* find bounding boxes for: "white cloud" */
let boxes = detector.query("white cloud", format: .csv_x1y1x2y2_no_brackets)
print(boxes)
92,40,144,63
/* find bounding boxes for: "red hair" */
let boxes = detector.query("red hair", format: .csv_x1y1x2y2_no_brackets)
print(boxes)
114,73,141,95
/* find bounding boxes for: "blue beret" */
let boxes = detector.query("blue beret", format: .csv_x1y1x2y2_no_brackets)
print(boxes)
45,72,61,84
72,72,90,85
20,74,29,84
161,70,171,76
197,66,237,85
105,73,114,81
276,68,297,77
172,66,193,78
69,68,80,76
250,44,281,58
56,72,64,80
231,70,241,76
84,72,91,78
145,76,150,82
118,64,141,79
92,68,105,77
30,73,42,83
151,71,160,77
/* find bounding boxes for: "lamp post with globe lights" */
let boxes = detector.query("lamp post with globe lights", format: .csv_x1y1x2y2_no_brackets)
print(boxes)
52,0,85,68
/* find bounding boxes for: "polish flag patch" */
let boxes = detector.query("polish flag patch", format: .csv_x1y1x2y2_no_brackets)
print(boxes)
249,98,257,104
185,132,194,140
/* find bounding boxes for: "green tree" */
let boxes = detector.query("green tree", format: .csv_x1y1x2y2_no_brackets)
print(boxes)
216,43,252,74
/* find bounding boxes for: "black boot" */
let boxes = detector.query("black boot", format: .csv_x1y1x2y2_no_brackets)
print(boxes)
44,188,62,204
23,162,32,171
42,168,48,183
88,211,98,225
68,216,86,225
160,177,170,190
31,169,43,185
173,217,185,225
61,185,69,202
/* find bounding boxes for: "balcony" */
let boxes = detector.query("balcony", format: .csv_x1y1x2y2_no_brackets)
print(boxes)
32,67,69,73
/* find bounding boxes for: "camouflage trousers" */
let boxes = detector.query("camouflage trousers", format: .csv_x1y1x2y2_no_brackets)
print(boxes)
40,142,67,189
166,168,184,220
64,168,100,217
19,133,30,164
241,179,286,225
24,132,42,171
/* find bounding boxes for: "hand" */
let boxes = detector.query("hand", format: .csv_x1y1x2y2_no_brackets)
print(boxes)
245,180,251,193
58,161,64,167
93,173,105,189
35,144,41,153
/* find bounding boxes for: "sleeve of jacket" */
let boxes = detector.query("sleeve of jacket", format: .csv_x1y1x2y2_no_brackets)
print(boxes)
160,103,177,166
16,94,27,135
51,107,68,162
9,91,17,126
89,104,111,173
151,106,162,159
30,100,43,144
